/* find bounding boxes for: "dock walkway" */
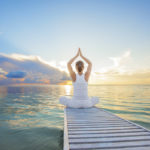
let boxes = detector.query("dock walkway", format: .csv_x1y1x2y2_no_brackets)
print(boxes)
63,106,150,150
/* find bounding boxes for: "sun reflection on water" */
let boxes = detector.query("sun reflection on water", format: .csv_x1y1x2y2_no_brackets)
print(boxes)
64,85,72,96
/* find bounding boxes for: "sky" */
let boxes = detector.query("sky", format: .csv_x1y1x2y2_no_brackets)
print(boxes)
0,0,150,85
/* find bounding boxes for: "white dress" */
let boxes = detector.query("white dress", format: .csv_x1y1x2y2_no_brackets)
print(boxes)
59,73,99,108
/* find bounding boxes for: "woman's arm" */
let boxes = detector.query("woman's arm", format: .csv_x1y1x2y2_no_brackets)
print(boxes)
79,48,92,82
79,48,92,65
67,49,79,79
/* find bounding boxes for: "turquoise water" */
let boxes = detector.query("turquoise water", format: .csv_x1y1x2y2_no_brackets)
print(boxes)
0,85,150,150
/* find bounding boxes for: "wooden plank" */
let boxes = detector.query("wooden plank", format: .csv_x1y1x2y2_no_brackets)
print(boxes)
67,119,130,122
68,119,126,124
68,123,135,128
67,115,116,117
69,135,150,143
68,123,133,126
68,123,132,126
67,121,132,124
67,116,120,119
69,132,150,138
67,120,128,123
98,147,150,150
68,126,139,131
69,140,150,149
68,128,145,135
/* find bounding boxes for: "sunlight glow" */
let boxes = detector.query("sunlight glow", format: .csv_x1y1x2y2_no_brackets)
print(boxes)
64,85,72,95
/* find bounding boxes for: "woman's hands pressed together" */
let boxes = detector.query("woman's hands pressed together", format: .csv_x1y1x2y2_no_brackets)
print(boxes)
78,48,91,65
68,47,92,65
78,47,82,57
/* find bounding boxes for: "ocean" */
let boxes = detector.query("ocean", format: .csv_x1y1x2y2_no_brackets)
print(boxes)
0,84,150,150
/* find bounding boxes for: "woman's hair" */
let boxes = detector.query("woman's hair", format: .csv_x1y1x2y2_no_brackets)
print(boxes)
76,60,84,72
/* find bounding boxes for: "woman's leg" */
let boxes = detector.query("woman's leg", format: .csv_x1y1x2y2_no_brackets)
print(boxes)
90,96,99,105
59,96,83,108
59,96,71,105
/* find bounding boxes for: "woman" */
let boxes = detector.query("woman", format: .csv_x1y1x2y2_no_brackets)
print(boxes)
59,48,99,108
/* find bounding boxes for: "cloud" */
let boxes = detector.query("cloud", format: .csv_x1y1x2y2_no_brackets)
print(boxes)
0,68,7,80
0,68,7,75
0,53,67,72
48,60,67,71
109,50,131,68
0,53,70,85
94,50,132,76
6,71,26,78
90,50,150,84
0,53,41,61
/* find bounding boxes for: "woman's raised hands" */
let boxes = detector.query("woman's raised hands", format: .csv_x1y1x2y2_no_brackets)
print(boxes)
78,47,83,57
75,48,80,57
75,47,84,58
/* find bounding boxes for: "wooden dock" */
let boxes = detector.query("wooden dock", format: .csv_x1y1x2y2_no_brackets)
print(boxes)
63,106,150,150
